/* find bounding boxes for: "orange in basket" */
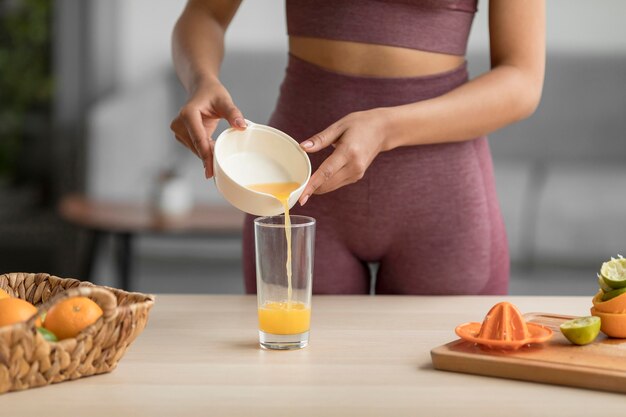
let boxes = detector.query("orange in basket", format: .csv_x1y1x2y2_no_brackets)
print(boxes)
44,296,103,340
0,298,41,328
0,273,154,395
455,301,553,349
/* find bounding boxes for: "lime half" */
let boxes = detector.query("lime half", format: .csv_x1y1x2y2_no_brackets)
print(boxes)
560,316,601,345
598,274,613,293
600,256,626,289
602,287,626,302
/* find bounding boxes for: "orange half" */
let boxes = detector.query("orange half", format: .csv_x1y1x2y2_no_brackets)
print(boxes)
592,291,626,314
590,307,626,338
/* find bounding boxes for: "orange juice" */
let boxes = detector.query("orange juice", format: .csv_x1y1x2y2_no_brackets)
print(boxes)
246,181,300,304
258,301,311,334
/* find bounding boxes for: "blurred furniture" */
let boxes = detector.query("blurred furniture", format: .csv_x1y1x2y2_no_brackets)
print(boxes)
2,295,622,415
0,185,78,276
58,194,244,290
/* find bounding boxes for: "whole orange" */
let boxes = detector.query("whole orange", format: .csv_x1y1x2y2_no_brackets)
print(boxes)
0,288,10,300
0,297,40,327
44,297,103,340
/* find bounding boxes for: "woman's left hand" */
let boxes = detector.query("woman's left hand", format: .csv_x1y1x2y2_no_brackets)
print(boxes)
298,108,390,206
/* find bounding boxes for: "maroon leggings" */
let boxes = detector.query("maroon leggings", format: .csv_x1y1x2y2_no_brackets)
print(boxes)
243,54,509,295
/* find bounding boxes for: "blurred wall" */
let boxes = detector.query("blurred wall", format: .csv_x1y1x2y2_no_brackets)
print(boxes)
470,0,626,54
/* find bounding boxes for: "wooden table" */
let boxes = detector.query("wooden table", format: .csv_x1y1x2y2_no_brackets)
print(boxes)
3,295,624,416
58,194,244,290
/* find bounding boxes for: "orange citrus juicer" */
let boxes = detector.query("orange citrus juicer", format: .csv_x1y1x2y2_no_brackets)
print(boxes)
455,301,553,349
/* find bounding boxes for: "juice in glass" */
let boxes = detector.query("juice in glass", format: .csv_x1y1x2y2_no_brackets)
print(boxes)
252,209,315,350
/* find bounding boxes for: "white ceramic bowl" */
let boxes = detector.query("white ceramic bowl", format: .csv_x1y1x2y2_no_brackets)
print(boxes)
213,121,311,216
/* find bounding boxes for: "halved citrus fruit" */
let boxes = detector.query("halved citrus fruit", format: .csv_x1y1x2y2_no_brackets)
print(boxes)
560,316,601,345
600,256,626,289
590,307,626,338
592,291,626,314
602,287,626,302
598,274,613,292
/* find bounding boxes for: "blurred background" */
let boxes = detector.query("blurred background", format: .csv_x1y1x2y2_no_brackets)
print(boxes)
0,0,624,295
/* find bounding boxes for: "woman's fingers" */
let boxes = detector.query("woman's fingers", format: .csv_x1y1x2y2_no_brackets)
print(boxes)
172,115,207,154
299,150,349,205
179,106,216,177
181,108,212,159
300,122,344,152
297,111,383,203
314,167,354,194
171,110,213,177
170,118,197,155
215,96,247,130
170,79,247,179
174,133,197,157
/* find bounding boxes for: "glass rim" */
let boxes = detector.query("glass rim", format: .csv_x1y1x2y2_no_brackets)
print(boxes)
254,215,316,229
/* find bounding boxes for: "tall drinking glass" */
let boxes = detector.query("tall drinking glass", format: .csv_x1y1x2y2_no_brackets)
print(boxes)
255,215,315,350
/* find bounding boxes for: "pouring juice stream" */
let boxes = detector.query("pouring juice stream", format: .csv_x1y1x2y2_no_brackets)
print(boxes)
247,181,310,334
246,181,299,306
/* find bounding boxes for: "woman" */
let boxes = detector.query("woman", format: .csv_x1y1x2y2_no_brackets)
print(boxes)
170,0,545,295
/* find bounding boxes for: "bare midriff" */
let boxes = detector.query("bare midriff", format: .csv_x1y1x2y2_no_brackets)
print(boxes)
289,36,465,78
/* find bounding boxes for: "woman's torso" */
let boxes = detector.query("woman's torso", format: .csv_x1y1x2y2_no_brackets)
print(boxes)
286,0,478,77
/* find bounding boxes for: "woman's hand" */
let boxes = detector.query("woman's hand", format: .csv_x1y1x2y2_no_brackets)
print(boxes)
299,109,391,206
170,78,246,178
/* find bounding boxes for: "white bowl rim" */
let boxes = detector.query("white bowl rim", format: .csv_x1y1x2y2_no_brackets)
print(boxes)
214,121,312,196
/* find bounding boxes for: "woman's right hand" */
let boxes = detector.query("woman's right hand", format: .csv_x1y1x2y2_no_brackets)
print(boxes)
170,78,246,178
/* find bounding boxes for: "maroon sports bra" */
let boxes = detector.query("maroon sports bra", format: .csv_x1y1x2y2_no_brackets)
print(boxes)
286,0,478,56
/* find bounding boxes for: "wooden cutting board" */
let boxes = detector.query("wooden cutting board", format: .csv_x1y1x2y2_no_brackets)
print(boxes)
431,313,626,393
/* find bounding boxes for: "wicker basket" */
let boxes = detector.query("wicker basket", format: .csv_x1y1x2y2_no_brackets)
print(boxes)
0,272,155,394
